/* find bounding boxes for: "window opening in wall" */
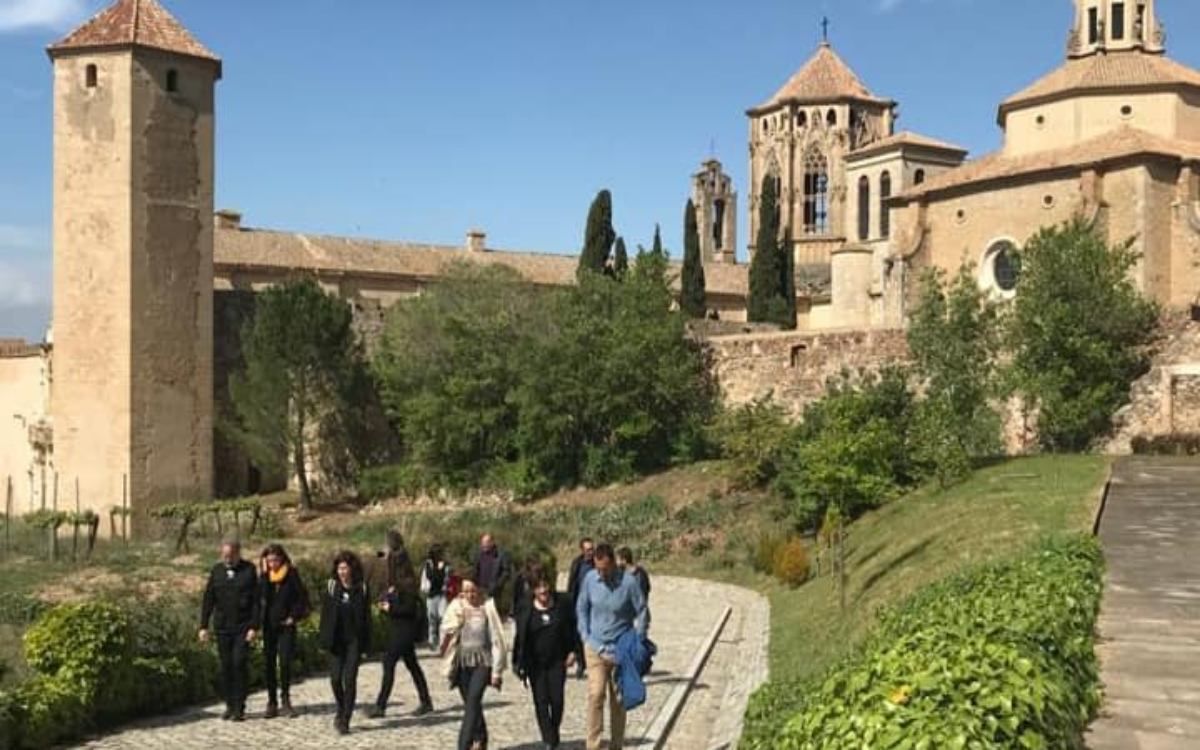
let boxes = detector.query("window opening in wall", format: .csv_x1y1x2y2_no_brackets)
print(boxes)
1112,2,1126,40
797,110,807,128
790,344,808,368
1043,194,1055,208
1121,104,1133,117
1035,114,1046,127
1135,3,1147,40
880,171,892,239
85,64,97,88
1088,7,1100,44
826,108,837,127
713,198,726,250
857,176,871,241
803,149,829,235
914,168,926,185
762,119,768,134
987,240,1022,292
166,69,179,92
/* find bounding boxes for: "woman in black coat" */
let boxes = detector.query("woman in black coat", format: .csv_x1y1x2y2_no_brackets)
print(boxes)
319,550,371,735
259,544,309,719
512,577,579,750
367,531,433,718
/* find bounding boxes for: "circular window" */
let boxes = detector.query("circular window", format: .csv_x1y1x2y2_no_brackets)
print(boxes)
1042,194,1055,208
982,240,1022,294
955,208,967,224
1120,105,1134,118
1035,114,1046,127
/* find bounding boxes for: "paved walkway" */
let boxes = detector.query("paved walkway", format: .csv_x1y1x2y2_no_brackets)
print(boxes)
74,576,768,750
1088,457,1200,750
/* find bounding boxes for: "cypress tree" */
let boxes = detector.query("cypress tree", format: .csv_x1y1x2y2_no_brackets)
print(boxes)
779,230,797,328
613,236,629,278
749,176,783,323
681,199,707,318
652,224,665,259
578,189,615,278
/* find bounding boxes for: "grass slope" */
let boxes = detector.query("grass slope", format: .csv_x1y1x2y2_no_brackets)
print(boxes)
764,454,1108,685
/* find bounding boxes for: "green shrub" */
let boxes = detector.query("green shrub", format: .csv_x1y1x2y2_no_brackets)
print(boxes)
710,397,794,489
771,538,810,588
757,535,1103,750
0,593,47,626
7,673,88,749
358,463,438,502
1131,433,1200,456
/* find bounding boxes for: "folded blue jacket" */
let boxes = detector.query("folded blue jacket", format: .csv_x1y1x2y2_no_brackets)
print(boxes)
613,628,656,711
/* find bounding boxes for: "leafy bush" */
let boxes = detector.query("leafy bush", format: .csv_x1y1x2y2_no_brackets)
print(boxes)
752,535,1103,750
776,369,917,529
357,463,439,502
771,537,810,588
711,397,794,489
1131,433,1200,456
751,530,788,575
1007,219,1158,451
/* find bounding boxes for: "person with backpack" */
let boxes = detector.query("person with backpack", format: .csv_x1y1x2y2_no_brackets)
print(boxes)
319,551,371,735
199,537,259,722
259,543,310,719
367,531,434,718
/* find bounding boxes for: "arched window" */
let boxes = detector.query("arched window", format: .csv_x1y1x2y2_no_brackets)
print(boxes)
857,176,871,241
879,171,892,239
166,69,179,93
762,119,769,135
1112,2,1126,40
85,64,97,88
803,149,829,235
914,168,926,185
797,110,807,128
826,108,838,127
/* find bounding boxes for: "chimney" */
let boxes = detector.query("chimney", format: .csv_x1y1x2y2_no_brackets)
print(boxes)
215,209,243,230
465,229,487,253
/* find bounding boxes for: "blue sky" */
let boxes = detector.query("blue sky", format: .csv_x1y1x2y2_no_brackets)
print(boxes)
2,0,1200,340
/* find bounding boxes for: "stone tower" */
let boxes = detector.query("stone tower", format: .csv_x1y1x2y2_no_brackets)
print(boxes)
746,42,894,269
47,0,219,528
1068,0,1163,57
691,159,737,264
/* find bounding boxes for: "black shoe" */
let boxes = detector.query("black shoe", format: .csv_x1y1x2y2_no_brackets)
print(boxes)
414,701,433,716
221,707,234,721
364,704,384,719
264,702,278,719
231,711,246,722
282,697,298,718
336,720,350,735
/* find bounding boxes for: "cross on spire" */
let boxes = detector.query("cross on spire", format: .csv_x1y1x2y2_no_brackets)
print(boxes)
821,16,830,43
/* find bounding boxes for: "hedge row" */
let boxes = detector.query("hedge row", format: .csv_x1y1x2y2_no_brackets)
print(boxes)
0,597,330,749
743,535,1104,750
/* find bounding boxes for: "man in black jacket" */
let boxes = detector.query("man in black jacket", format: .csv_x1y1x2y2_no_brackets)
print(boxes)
199,538,260,721
471,533,513,615
565,537,595,678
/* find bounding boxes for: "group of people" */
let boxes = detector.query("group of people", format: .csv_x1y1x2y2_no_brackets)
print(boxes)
198,533,652,750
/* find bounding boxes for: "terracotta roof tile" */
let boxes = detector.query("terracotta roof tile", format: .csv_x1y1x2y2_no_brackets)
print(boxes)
999,52,1200,119
48,0,219,66
751,43,889,112
897,126,1200,199
213,226,750,298
846,130,968,161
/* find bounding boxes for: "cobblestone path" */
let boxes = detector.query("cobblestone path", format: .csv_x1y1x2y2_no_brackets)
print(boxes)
75,576,768,750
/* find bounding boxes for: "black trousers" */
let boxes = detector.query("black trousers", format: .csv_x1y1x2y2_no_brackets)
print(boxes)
376,636,432,708
456,665,491,750
216,630,250,713
263,625,296,704
529,662,566,747
330,641,361,724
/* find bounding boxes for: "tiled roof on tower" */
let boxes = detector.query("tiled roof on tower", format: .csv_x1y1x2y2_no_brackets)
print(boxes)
750,42,890,113
47,0,219,71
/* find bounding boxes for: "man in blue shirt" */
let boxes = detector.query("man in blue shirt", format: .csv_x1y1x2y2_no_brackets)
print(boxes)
576,543,647,750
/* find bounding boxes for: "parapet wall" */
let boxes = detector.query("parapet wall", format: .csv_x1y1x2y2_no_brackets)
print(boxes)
706,327,909,417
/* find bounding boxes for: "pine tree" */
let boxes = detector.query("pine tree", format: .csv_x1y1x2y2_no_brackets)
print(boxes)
749,176,783,323
578,189,615,278
681,199,707,318
613,236,629,278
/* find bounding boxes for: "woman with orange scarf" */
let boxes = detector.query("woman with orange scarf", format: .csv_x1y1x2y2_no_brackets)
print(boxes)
260,544,310,718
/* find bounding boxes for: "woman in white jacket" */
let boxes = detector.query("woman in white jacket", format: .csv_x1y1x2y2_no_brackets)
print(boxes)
440,575,507,750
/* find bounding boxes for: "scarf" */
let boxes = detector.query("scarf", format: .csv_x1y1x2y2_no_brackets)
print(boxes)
269,564,289,585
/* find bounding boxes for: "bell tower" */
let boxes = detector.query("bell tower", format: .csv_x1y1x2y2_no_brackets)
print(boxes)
47,0,220,529
1069,0,1164,58
691,159,738,264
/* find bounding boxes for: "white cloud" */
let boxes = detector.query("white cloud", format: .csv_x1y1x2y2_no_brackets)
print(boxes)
0,0,90,33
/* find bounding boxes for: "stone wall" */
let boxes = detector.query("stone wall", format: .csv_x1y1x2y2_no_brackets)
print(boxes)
1105,313,1200,452
707,327,909,417
0,344,52,512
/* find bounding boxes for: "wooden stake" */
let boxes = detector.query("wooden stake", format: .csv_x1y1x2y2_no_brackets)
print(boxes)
122,474,128,542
